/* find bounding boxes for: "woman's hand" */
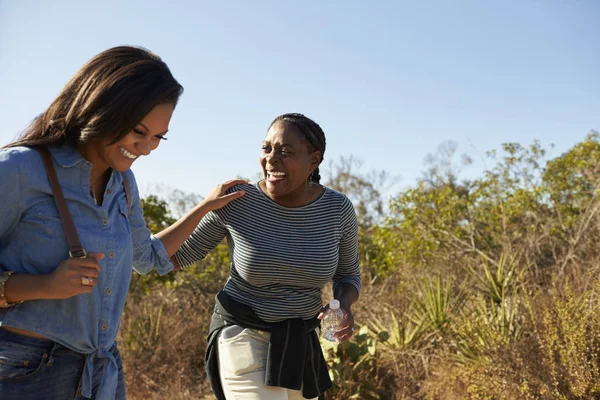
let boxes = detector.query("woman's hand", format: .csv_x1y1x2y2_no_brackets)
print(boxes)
202,179,247,211
318,302,355,342
45,252,104,299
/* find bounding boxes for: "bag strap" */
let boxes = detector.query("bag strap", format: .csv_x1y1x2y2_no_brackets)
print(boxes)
37,148,87,258
38,148,132,257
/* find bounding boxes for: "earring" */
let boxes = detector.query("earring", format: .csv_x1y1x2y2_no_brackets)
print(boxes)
308,170,315,186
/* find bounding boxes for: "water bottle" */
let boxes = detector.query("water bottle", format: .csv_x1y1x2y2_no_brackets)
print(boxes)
322,299,345,342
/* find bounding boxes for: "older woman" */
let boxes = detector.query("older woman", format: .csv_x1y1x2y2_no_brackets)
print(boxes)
174,113,361,400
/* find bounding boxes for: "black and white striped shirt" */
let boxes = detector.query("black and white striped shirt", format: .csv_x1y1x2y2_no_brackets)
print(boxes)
174,182,361,322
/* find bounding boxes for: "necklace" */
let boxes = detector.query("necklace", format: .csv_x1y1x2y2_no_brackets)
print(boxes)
90,187,99,205
89,169,111,206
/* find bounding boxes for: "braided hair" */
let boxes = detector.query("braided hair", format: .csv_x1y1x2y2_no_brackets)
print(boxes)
269,113,326,184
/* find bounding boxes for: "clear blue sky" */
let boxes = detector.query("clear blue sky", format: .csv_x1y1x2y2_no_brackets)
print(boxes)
1,0,598,199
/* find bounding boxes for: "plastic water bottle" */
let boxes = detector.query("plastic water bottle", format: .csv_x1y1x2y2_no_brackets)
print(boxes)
322,299,344,342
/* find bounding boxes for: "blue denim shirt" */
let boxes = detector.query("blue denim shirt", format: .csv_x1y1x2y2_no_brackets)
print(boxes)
0,144,174,399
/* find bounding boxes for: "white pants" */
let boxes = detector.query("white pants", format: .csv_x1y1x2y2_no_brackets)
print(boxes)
217,325,318,400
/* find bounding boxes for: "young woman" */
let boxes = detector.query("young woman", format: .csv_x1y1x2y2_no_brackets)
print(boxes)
0,46,245,400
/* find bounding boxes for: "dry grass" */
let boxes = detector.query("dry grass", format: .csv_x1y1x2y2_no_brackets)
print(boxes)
119,280,216,399
119,261,600,400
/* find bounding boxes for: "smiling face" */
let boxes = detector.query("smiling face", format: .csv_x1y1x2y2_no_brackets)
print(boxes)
260,120,321,204
83,103,174,172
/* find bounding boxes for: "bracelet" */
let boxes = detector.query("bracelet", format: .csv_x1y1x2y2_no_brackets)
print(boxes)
0,272,22,308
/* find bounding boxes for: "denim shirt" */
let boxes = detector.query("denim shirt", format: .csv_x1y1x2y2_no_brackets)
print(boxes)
0,144,174,399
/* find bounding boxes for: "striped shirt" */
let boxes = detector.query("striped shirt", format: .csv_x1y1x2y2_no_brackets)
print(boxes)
174,182,361,322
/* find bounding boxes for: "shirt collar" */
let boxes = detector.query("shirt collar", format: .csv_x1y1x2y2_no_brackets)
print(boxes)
48,144,90,168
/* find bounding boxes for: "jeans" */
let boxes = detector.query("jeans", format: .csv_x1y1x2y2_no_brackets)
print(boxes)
0,328,126,400
218,325,318,400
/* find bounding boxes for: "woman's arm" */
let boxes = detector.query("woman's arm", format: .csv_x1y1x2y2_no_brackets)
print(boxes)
156,179,245,256
335,283,360,310
330,197,362,341
127,172,245,275
4,253,105,302
170,209,229,269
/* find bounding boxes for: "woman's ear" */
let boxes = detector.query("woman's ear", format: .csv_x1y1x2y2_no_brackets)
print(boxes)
311,150,322,169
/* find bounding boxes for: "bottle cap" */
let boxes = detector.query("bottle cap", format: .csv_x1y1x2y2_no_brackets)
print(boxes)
329,299,340,309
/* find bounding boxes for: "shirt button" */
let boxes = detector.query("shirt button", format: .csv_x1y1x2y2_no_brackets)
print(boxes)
106,288,112,295
108,251,115,258
107,189,112,195
102,219,108,226
101,324,108,331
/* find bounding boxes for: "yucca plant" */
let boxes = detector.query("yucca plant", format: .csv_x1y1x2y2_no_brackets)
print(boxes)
475,292,522,344
369,309,426,351
447,253,524,363
448,295,523,366
408,275,466,336
468,253,523,305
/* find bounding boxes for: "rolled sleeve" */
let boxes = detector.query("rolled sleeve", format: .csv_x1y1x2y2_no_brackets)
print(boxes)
146,235,174,275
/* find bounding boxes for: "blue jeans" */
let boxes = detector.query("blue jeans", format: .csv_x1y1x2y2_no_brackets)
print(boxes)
0,329,126,400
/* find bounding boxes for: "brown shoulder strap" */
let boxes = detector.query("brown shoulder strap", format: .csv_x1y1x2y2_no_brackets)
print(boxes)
37,148,87,258
121,172,131,214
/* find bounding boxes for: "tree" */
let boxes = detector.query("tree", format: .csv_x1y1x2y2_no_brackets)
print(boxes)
140,195,175,234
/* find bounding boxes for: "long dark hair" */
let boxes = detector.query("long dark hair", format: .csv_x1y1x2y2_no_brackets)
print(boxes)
5,46,183,149
269,113,327,184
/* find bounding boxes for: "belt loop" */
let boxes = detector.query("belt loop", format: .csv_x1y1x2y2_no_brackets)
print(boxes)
46,343,58,367
46,342,61,367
